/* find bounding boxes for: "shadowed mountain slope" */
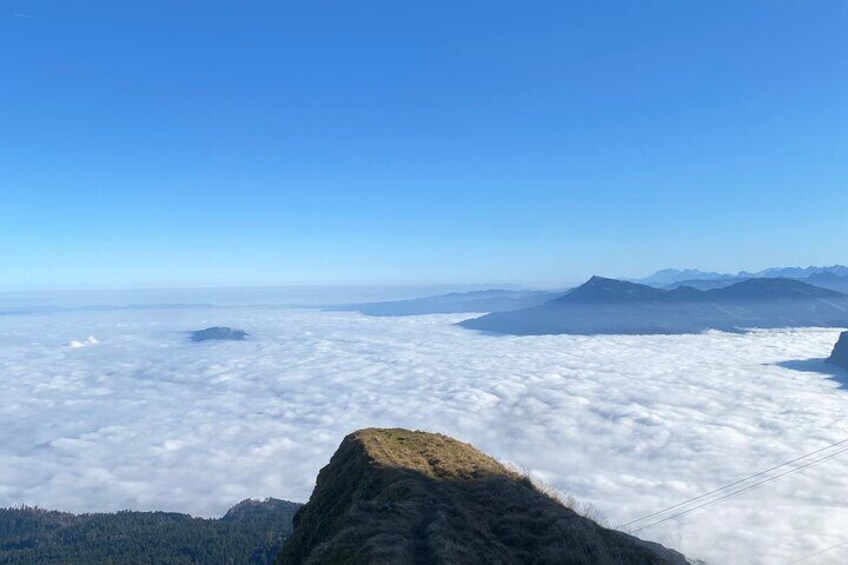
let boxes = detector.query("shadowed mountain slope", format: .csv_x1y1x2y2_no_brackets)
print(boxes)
459,276,848,335
277,428,688,565
667,274,848,294
663,271,848,294
804,272,848,294
828,332,848,369
705,277,844,300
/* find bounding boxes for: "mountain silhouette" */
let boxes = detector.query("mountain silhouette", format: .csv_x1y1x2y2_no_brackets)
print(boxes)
556,276,667,303
828,332,848,369
706,278,844,300
329,289,563,316
459,277,848,335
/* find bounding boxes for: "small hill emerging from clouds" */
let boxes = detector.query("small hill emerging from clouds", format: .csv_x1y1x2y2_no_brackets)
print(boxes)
459,276,848,335
828,332,848,369
190,326,249,342
277,428,687,565
0,498,300,564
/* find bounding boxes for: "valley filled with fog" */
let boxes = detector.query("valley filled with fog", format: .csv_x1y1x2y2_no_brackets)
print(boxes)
1,305,846,564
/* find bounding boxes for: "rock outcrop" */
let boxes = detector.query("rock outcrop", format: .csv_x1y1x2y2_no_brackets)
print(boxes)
827,332,848,369
277,428,688,565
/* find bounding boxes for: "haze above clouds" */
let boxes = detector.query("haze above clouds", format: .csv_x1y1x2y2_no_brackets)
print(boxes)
1,307,846,564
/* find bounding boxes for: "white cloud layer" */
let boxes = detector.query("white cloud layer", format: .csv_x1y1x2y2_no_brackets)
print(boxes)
0,308,846,564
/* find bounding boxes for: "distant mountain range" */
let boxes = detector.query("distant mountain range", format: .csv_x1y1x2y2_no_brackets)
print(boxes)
665,273,848,294
333,265,848,318
328,288,563,316
741,265,848,279
458,276,848,335
663,271,848,295
636,268,734,286
638,265,848,294
637,265,848,286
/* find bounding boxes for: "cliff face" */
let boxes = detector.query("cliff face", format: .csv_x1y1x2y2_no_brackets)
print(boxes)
277,428,688,565
827,332,848,368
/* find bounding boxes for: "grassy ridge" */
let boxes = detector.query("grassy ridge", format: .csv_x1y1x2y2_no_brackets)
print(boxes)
278,428,688,564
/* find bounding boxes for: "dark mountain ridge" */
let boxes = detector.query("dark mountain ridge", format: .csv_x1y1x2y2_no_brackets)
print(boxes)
459,276,848,335
277,428,688,565
666,272,848,294
562,276,843,303
828,332,848,369
705,277,844,300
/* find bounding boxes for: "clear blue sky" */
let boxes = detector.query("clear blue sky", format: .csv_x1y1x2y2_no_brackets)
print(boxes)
2,1,846,290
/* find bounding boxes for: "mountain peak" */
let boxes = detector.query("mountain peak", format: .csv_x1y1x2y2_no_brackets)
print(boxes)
277,428,686,564
559,276,666,304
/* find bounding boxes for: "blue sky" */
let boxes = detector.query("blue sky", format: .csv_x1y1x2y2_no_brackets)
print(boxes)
2,1,846,290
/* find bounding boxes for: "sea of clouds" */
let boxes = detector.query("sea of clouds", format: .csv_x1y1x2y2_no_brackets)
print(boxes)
1,305,846,564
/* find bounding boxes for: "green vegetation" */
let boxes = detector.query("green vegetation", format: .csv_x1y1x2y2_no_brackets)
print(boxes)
353,428,516,480
0,498,299,564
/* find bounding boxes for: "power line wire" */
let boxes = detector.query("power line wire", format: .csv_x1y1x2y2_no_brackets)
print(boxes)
629,444,848,533
785,539,848,564
620,436,848,530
